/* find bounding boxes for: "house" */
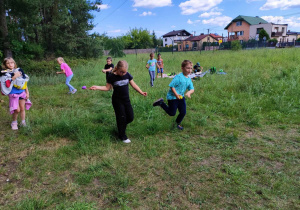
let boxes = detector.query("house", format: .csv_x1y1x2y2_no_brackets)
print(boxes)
177,34,218,51
162,30,191,47
286,30,300,42
224,15,268,41
249,23,288,42
210,33,223,41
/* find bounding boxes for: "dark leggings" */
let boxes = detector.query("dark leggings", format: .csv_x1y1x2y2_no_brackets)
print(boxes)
112,98,134,140
160,98,186,125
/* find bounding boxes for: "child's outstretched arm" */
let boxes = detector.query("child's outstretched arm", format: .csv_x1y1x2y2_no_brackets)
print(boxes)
129,80,147,96
102,67,112,73
145,64,149,69
89,83,112,91
56,69,65,74
185,89,194,98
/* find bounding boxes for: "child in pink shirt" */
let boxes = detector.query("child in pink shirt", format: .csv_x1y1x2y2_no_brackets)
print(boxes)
56,57,77,94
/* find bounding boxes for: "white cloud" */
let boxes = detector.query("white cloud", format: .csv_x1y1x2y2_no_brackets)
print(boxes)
199,11,221,18
108,29,121,33
179,0,223,15
260,0,300,10
133,0,172,8
132,8,138,11
139,11,155,16
187,19,200,24
246,0,263,3
202,16,232,27
262,15,300,28
171,25,176,28
96,4,110,10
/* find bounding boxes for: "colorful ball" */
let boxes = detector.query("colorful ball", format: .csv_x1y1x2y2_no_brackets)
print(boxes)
82,86,86,89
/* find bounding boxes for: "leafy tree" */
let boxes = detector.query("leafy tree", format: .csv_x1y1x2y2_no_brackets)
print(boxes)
152,30,158,47
124,28,153,49
106,37,125,57
1,0,103,59
259,29,270,41
268,38,278,43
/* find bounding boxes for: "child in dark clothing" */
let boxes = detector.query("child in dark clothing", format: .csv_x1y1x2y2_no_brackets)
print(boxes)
90,60,147,143
102,57,114,82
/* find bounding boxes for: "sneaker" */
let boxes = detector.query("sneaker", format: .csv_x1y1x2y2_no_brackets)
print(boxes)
153,98,164,106
123,139,131,143
20,121,27,127
11,122,18,130
177,125,184,130
71,89,77,94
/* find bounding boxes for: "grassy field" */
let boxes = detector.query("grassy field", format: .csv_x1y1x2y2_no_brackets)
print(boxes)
0,48,299,209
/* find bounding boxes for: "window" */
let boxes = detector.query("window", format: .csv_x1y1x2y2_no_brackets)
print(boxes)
165,38,167,42
236,21,242,26
282,27,285,33
237,31,244,36
256,28,263,34
165,44,167,47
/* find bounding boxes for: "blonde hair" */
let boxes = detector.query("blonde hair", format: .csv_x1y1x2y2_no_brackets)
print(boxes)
57,57,65,63
112,60,128,73
181,60,193,68
2,57,17,69
150,53,154,58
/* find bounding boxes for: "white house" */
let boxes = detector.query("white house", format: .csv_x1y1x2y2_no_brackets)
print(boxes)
162,30,191,47
249,23,288,42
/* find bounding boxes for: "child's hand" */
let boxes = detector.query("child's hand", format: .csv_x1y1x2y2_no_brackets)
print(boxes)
175,94,182,99
89,86,98,90
185,92,191,98
102,69,106,73
141,92,147,96
56,72,60,74
26,92,29,99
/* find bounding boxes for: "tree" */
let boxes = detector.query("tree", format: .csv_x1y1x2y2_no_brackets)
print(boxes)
259,29,270,41
105,37,125,57
152,30,158,47
1,0,103,59
124,28,153,49
0,0,12,57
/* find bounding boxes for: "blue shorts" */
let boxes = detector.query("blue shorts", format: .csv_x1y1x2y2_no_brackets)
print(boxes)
157,68,163,73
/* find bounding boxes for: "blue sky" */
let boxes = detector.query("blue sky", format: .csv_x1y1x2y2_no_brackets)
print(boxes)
91,0,300,37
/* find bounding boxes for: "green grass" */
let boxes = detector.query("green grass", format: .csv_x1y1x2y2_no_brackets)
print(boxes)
0,48,299,209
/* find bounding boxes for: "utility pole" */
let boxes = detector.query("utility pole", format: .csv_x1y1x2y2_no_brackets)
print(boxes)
207,29,210,35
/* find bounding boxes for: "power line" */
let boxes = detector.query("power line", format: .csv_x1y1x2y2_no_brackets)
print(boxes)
98,0,129,22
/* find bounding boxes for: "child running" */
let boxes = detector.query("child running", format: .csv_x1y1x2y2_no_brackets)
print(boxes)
90,60,147,143
153,60,194,130
56,57,77,94
2,57,31,130
156,53,164,78
102,57,114,82
146,53,159,87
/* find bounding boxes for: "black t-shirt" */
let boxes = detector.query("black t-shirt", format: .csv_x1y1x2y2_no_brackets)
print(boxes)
193,65,200,73
107,72,133,100
104,64,114,74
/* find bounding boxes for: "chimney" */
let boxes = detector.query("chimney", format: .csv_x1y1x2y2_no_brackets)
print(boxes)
288,30,290,32
200,33,204,35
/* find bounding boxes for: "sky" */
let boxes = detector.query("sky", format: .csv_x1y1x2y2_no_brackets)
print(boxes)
91,0,300,38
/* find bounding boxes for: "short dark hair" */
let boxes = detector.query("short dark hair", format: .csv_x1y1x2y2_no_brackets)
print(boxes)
181,60,192,68
107,57,112,61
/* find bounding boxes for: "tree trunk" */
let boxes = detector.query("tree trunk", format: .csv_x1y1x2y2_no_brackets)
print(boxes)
0,0,12,57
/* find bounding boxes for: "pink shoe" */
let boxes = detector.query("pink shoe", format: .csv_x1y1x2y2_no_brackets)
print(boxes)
11,122,18,130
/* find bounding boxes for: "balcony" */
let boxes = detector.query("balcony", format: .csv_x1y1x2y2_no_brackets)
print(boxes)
271,32,283,37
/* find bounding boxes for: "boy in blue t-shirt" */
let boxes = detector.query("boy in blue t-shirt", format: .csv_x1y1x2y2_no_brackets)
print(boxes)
153,60,194,130
146,53,159,87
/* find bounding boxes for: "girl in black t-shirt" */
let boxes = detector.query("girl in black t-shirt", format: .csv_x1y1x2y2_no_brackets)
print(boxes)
90,60,147,143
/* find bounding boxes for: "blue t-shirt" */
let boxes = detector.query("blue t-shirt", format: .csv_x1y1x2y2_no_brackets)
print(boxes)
166,73,194,100
147,59,157,71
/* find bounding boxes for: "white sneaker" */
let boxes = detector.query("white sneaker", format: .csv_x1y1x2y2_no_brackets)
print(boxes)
123,139,131,143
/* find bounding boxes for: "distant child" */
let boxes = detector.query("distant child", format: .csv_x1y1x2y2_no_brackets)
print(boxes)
193,62,203,73
156,53,164,78
102,57,114,82
56,57,77,94
1,57,31,130
90,60,147,143
153,60,194,130
146,53,159,87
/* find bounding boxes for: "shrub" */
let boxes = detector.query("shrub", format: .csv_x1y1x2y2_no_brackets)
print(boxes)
268,38,278,43
231,40,242,51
